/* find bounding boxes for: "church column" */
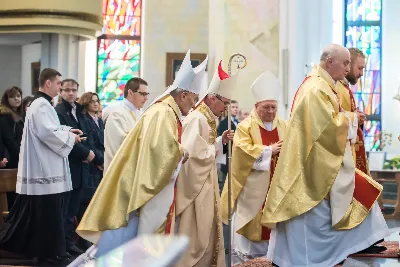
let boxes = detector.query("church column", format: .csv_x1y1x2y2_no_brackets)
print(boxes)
41,33,87,95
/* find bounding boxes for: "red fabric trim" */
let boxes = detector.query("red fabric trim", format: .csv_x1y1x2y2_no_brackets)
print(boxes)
218,61,230,80
290,76,311,116
343,83,369,175
165,115,182,234
259,126,280,240
353,172,380,210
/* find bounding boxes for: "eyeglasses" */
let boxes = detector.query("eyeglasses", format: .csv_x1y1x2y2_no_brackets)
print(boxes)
215,95,230,106
62,88,78,93
134,91,150,96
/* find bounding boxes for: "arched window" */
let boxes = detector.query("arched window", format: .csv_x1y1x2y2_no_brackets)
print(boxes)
97,0,142,106
344,0,382,151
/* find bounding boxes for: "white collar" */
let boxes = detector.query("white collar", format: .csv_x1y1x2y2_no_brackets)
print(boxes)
264,121,273,131
320,67,336,86
124,99,141,115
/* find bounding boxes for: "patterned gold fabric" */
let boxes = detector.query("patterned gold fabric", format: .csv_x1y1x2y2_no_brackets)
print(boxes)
197,102,217,144
261,66,353,225
77,95,184,243
221,109,287,241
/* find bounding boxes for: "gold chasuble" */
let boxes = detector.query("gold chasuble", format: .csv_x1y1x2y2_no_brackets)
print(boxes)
337,80,370,176
77,95,184,243
261,66,382,230
175,102,225,267
221,109,287,241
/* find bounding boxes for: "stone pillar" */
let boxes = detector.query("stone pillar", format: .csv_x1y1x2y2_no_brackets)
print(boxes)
40,33,88,99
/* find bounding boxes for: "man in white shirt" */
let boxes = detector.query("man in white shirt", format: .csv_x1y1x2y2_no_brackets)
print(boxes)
0,68,81,265
102,77,149,171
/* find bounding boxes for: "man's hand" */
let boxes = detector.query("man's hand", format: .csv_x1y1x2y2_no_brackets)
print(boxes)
271,140,283,155
182,149,189,164
0,158,8,168
74,135,81,144
356,110,366,125
222,130,234,145
97,165,104,171
87,150,95,162
70,129,83,135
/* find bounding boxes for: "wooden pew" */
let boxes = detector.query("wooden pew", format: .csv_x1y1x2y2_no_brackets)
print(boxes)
0,169,17,226
370,169,400,219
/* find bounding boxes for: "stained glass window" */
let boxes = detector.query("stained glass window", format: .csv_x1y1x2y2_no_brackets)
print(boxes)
344,0,382,151
97,0,142,106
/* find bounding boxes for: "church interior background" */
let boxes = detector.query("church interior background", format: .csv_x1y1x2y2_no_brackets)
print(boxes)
1,0,400,265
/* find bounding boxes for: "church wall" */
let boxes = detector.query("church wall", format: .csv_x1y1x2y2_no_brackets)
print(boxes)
141,0,209,101
381,0,400,153
21,43,41,97
0,46,22,96
283,0,334,118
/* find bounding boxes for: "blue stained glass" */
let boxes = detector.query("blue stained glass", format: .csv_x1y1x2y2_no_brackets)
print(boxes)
346,0,381,21
345,26,381,52
345,0,382,151
363,120,381,151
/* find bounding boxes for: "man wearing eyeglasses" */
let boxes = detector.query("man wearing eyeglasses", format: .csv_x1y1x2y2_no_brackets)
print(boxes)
102,77,149,172
55,79,95,256
175,61,235,267
220,71,287,265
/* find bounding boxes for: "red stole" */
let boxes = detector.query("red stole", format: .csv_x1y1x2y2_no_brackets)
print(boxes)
259,126,280,241
343,83,369,175
164,114,183,234
290,76,311,116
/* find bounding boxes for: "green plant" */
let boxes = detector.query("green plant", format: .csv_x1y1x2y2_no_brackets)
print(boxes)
383,156,400,170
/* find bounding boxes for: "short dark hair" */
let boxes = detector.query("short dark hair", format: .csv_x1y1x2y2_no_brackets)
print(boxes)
231,100,238,104
61,79,79,89
39,68,61,88
124,77,148,97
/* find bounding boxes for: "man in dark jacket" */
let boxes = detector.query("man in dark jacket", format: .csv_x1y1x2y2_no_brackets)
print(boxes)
217,100,239,192
55,79,95,255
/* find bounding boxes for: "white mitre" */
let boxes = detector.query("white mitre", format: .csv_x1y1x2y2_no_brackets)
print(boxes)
251,70,281,103
149,50,208,108
196,60,238,106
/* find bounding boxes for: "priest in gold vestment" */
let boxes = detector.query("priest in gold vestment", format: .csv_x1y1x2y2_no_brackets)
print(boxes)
175,61,235,267
75,50,208,259
220,71,287,265
337,47,370,176
262,44,389,267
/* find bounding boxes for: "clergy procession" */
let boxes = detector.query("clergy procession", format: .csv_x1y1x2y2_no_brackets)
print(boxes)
0,44,394,267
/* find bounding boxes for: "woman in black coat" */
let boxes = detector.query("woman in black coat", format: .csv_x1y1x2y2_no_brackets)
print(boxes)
77,92,105,202
0,86,24,209
0,86,24,168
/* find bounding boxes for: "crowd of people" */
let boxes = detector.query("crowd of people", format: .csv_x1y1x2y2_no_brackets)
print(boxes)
0,44,391,267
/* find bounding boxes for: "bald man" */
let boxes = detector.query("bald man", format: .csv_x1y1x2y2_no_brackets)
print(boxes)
261,44,390,267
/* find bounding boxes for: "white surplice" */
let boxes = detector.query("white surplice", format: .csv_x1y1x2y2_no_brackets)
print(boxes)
232,122,274,265
16,97,75,195
267,113,390,267
103,99,141,171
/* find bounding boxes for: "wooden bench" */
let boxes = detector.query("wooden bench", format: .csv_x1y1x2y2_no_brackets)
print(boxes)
0,169,17,226
370,169,400,219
